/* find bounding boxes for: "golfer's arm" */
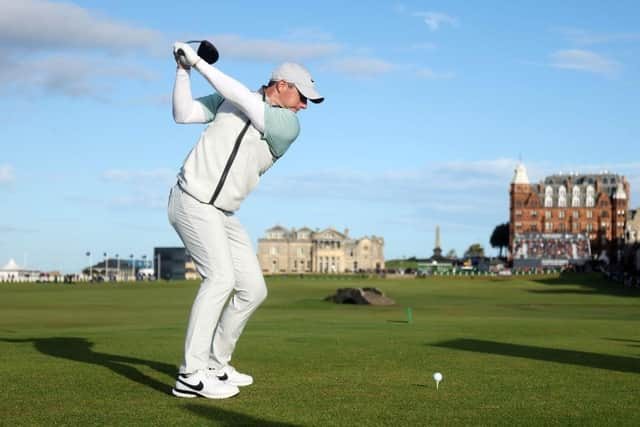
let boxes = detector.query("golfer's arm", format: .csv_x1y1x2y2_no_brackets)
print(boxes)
194,61,265,132
172,68,209,124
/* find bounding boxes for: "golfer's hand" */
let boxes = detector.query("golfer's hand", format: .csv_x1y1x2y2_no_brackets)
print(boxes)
173,42,201,68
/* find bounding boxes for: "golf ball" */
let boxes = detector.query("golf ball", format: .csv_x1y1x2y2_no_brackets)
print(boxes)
433,372,443,382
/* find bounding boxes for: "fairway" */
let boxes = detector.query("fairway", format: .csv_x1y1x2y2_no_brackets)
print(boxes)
1,274,639,426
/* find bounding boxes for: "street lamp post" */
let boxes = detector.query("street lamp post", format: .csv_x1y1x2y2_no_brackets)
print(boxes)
115,254,120,281
103,252,108,280
142,255,148,280
130,254,134,281
156,253,161,280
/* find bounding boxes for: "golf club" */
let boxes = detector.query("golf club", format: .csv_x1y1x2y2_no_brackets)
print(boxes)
176,40,219,65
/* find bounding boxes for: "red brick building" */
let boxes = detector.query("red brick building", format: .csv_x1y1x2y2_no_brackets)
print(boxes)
509,163,629,258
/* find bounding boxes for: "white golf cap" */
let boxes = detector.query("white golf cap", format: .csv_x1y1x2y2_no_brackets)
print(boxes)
271,62,324,103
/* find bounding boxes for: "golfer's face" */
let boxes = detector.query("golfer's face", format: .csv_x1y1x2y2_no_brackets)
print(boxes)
282,84,307,112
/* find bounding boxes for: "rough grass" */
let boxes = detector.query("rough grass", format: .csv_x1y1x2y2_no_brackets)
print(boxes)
1,273,639,426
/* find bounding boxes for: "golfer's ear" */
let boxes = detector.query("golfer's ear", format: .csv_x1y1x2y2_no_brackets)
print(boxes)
276,80,288,91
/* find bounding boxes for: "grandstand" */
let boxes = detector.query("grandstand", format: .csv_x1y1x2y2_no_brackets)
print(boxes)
512,233,591,269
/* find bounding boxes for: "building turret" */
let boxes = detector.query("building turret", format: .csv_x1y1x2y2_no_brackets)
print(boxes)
509,163,533,255
612,181,628,241
513,163,529,184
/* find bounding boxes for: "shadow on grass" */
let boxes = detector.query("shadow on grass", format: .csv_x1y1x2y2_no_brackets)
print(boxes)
604,337,640,348
0,337,176,394
432,339,640,374
529,273,640,297
184,404,301,427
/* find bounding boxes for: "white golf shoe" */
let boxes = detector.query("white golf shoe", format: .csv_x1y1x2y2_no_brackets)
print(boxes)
172,369,239,399
211,365,254,387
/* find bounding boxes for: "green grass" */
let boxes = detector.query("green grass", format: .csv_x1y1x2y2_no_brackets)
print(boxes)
1,274,639,426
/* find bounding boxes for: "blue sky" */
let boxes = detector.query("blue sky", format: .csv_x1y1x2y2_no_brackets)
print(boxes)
1,0,639,273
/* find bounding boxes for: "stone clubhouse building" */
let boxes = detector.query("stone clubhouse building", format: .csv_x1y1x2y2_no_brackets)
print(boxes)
257,226,384,274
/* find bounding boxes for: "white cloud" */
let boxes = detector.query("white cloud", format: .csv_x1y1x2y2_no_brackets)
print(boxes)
323,57,397,77
413,12,458,31
0,0,164,54
416,67,455,80
257,158,518,211
212,34,341,62
0,55,157,100
559,28,640,46
0,164,14,184
550,49,620,76
0,1,163,100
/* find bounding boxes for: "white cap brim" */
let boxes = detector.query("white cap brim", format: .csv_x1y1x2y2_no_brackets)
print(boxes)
295,83,324,104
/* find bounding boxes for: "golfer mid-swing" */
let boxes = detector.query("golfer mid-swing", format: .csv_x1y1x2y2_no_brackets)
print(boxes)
168,41,323,399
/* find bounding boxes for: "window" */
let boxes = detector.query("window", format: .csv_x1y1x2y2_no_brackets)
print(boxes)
515,222,522,228
572,211,579,219
559,211,565,219
297,248,304,257
530,224,538,232
572,196,580,207
270,247,278,256
558,186,567,207
586,185,595,207
601,211,609,218
531,210,537,217
545,211,552,219
572,223,579,232
586,210,593,219
544,186,553,207
515,210,522,216
586,223,593,232
545,222,553,231
571,185,581,207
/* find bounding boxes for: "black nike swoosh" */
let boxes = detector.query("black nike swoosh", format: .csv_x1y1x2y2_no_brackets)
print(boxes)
217,373,228,381
178,378,204,391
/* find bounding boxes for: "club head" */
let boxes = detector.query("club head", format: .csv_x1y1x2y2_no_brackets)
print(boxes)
197,40,219,64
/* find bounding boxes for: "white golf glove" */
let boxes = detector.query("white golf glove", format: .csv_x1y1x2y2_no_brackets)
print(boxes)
173,42,201,68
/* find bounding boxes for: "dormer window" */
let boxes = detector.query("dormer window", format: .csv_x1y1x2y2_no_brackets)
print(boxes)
558,186,567,207
545,196,553,208
586,185,595,207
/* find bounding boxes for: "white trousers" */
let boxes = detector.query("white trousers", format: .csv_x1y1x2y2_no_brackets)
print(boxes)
168,184,267,374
